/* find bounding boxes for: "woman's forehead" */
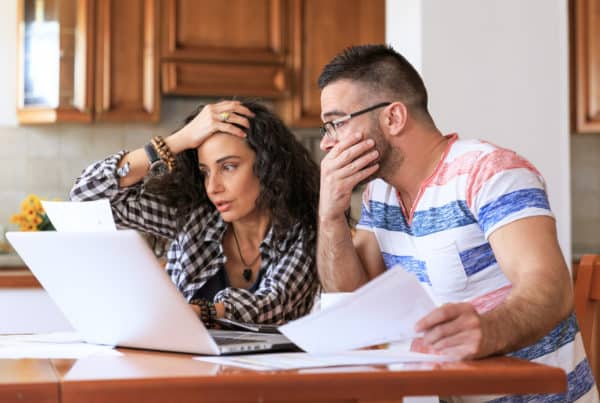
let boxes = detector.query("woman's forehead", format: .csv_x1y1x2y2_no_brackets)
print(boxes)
196,133,254,164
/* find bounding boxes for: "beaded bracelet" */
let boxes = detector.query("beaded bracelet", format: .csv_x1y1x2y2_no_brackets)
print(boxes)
190,299,217,328
150,135,176,172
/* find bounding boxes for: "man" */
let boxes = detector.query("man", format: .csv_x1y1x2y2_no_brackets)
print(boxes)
317,44,596,402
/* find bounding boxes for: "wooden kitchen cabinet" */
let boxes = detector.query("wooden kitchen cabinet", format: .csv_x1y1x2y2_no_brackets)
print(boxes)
18,0,384,125
160,0,289,98
159,0,385,128
17,0,95,123
278,0,385,127
17,0,159,124
572,0,600,133
94,0,159,121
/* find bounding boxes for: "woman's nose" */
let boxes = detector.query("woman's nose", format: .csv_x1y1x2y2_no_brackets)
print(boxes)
206,174,224,194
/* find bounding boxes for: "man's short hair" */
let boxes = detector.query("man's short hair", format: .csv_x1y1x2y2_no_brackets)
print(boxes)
318,44,430,117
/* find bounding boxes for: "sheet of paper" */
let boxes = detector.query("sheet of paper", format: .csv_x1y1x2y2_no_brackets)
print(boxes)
42,199,116,232
0,332,120,359
0,331,84,344
196,350,451,371
279,268,437,354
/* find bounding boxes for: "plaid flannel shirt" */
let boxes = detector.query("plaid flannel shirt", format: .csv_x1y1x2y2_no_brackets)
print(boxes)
69,151,318,324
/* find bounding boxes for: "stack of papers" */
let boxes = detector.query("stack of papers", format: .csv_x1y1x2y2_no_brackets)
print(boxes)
0,332,120,359
278,268,438,354
197,350,451,371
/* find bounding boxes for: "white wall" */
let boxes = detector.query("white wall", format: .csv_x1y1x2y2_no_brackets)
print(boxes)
387,0,571,264
0,0,17,126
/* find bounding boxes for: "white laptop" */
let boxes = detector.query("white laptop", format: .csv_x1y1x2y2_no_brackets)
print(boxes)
7,230,296,355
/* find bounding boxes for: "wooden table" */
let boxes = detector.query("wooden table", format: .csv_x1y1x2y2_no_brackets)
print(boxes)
0,359,58,403
0,349,567,403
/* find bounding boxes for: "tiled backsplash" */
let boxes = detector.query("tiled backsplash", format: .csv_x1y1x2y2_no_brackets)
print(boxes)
571,134,600,257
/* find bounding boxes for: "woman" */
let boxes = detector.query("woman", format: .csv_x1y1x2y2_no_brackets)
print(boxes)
70,100,320,326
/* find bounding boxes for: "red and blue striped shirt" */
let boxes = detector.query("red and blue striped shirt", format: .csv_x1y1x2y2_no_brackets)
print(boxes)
358,134,596,402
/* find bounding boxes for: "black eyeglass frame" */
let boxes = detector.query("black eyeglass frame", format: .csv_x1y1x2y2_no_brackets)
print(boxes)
320,102,392,140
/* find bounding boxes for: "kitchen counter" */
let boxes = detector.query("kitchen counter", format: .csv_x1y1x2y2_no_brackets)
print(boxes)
0,253,24,268
0,253,39,288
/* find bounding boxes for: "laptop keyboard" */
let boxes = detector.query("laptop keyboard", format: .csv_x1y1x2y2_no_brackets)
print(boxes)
213,336,261,345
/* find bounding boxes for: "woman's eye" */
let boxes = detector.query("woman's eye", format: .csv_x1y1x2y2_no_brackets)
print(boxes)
222,163,237,172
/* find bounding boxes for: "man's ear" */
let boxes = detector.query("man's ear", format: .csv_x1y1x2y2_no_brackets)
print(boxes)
383,102,408,136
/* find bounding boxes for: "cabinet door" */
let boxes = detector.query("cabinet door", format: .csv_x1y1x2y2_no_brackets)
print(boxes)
17,0,95,124
160,0,288,97
278,0,385,127
95,0,159,122
573,0,600,133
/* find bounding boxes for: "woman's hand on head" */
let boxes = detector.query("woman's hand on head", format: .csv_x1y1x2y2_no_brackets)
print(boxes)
172,101,254,152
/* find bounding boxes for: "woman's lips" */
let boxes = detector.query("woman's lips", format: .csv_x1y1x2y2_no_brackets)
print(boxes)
215,201,232,212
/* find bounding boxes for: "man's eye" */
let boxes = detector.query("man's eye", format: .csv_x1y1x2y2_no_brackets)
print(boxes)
333,121,346,129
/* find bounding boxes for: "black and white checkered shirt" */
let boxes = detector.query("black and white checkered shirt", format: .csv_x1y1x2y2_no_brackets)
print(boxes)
70,152,318,324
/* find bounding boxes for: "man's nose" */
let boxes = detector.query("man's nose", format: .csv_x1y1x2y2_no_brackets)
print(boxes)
319,135,336,152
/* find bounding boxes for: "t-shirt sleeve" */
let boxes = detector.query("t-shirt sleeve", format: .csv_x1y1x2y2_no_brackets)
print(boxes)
356,182,375,231
466,147,554,239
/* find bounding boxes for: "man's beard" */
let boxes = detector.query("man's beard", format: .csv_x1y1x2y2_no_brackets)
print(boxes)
353,123,396,189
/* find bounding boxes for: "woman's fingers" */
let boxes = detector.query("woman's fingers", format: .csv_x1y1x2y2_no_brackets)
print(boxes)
213,121,247,138
175,101,255,149
214,101,255,122
215,112,251,133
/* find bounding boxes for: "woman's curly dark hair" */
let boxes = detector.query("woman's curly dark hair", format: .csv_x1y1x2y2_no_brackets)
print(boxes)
145,101,320,249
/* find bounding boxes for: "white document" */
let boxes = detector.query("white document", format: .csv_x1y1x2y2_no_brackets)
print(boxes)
196,350,452,371
42,199,116,232
0,332,120,359
279,268,437,354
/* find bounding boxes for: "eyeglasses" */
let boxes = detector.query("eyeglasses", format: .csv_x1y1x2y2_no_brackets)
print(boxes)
320,102,391,141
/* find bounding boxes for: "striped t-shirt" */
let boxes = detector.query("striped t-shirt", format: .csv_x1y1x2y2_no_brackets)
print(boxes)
357,134,597,402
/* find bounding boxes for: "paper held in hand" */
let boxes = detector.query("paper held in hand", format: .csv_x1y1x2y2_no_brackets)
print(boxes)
279,268,437,354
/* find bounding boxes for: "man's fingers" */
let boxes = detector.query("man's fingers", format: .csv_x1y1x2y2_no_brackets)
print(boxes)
415,303,462,332
414,302,483,359
345,162,379,186
321,163,378,206
327,132,368,160
324,140,376,175
431,329,481,355
335,150,379,179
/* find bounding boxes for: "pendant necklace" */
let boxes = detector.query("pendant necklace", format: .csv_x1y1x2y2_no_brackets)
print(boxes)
231,227,261,282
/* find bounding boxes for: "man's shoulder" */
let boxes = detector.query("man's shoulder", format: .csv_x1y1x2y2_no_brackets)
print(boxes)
450,138,537,175
449,137,501,158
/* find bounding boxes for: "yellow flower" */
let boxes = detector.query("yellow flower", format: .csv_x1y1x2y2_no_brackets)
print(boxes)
10,214,23,224
24,208,38,221
13,195,56,231
31,215,43,225
22,194,43,213
26,194,39,205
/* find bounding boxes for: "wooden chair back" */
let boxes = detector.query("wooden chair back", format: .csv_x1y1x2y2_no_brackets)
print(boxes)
574,254,600,384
